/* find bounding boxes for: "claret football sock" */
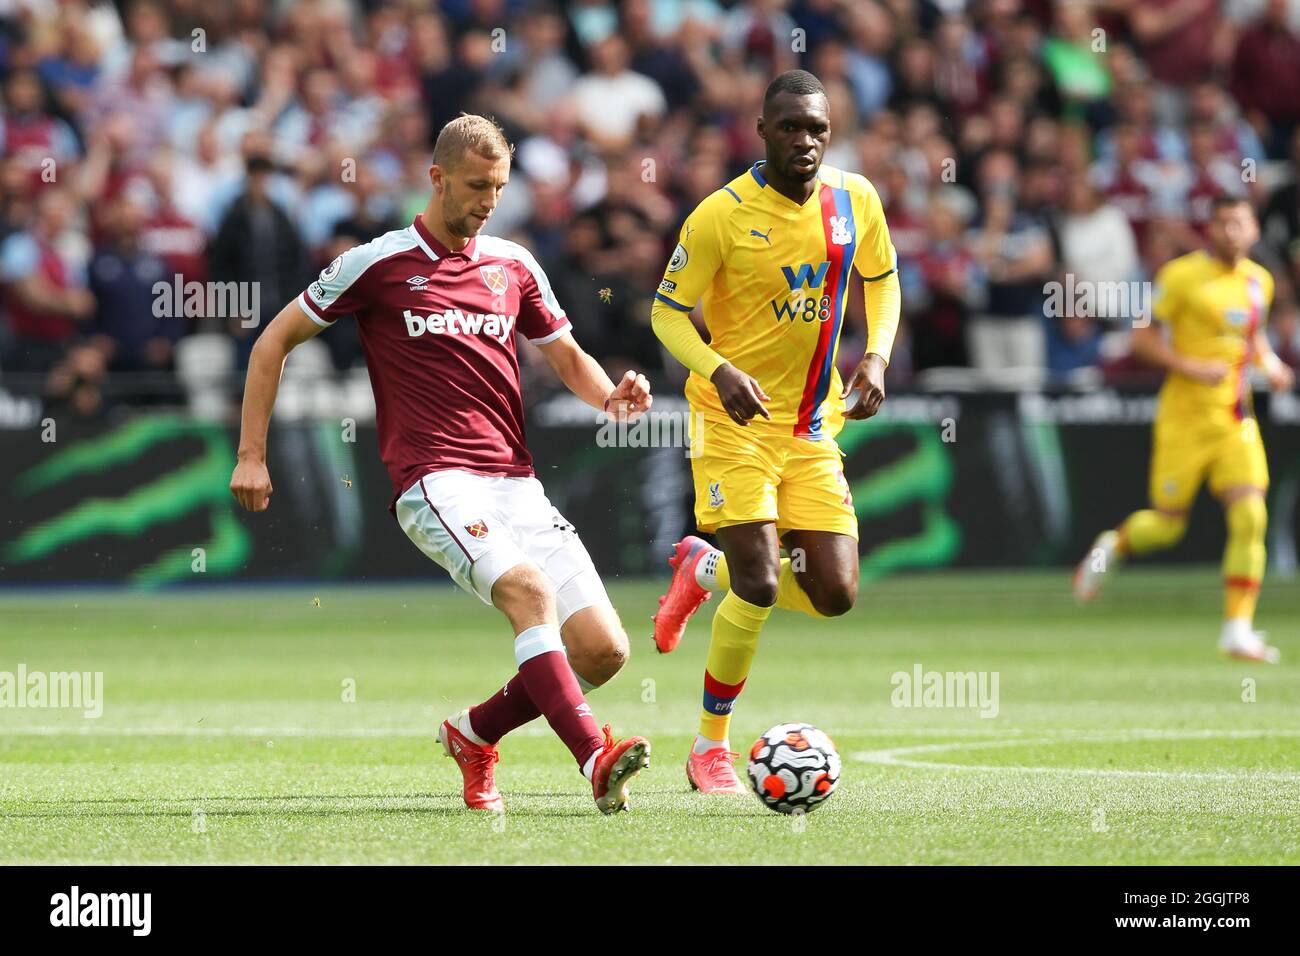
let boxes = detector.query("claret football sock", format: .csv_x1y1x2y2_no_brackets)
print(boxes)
468,646,601,745
698,591,772,742
468,674,540,745
696,550,825,618
513,624,604,773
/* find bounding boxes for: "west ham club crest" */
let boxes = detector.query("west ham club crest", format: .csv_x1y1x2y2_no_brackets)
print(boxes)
479,264,509,296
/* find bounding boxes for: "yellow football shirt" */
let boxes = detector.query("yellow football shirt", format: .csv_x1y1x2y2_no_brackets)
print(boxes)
655,161,896,439
1151,250,1273,427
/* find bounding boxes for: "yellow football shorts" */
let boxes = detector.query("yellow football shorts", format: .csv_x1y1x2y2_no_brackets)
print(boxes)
1149,414,1269,511
688,413,859,538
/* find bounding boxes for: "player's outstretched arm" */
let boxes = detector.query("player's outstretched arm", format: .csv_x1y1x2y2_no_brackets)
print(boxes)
536,330,652,421
230,301,326,512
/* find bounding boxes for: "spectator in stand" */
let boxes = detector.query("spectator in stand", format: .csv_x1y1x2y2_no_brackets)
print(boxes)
1178,121,1253,236
0,0,1295,401
0,69,81,185
208,153,309,366
1057,179,1142,322
85,194,179,397
1091,121,1160,258
139,151,208,284
1230,0,1300,157
907,187,982,374
968,150,1054,385
1127,0,1233,90
567,34,666,154
1051,179,1141,382
0,189,94,376
1261,128,1300,298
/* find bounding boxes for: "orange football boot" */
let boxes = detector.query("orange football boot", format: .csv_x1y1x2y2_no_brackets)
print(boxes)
439,709,505,812
652,536,715,653
592,724,651,814
686,747,747,795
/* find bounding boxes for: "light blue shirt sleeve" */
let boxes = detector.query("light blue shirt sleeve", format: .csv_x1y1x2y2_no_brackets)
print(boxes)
0,233,40,282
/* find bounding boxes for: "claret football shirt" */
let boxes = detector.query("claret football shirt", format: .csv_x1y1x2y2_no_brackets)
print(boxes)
297,215,572,506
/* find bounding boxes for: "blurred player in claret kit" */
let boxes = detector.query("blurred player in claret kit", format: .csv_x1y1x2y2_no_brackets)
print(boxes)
229,114,653,814
1075,197,1294,663
648,71,901,793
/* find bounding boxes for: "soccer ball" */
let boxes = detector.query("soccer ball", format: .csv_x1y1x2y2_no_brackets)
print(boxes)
746,722,841,814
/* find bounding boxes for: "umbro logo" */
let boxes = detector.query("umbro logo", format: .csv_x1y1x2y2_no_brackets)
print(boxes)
406,275,429,288
576,702,593,718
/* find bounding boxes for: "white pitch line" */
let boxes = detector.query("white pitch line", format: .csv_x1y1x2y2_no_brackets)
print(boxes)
853,729,1300,782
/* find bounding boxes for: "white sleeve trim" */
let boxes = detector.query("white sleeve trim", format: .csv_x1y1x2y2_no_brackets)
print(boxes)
297,292,333,328
528,321,572,345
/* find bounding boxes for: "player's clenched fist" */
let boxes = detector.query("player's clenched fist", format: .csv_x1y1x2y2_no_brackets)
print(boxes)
605,370,653,421
841,352,887,420
711,363,771,426
230,456,273,512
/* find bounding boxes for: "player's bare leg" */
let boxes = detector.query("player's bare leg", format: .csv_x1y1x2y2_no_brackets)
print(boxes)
461,564,647,813
446,599,633,810
1217,485,1278,663
780,529,859,617
561,603,630,688
654,528,857,655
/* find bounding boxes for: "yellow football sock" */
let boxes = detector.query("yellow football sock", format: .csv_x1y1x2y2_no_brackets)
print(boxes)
1117,509,1186,556
1223,495,1266,622
698,591,772,741
708,554,825,618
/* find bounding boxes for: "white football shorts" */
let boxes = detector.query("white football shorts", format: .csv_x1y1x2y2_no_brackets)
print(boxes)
395,469,611,626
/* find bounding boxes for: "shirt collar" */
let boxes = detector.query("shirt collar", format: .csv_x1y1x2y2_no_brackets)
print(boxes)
413,214,478,262
750,160,820,209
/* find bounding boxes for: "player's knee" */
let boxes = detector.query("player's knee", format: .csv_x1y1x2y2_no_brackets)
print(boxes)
731,569,779,608
1226,495,1267,539
572,629,628,687
809,577,857,617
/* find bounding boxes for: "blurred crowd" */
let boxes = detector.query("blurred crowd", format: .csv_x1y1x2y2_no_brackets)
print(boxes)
1,0,1300,418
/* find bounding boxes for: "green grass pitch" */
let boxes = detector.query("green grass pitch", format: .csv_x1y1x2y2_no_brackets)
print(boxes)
1,568,1297,865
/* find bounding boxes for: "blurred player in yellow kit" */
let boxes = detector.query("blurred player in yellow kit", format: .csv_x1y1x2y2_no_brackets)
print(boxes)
1074,197,1294,662
648,71,901,793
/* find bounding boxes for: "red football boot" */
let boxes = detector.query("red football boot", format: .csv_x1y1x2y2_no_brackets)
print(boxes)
439,709,505,812
591,724,651,814
652,536,715,654
686,746,747,795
